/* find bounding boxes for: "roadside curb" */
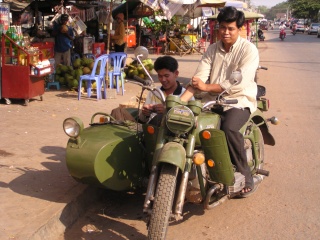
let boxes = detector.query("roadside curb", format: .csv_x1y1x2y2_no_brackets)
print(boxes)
27,185,100,240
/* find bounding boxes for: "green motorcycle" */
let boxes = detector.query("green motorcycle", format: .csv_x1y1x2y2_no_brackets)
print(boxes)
62,47,278,240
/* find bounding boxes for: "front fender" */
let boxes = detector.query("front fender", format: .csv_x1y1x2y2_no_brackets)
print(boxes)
156,142,186,172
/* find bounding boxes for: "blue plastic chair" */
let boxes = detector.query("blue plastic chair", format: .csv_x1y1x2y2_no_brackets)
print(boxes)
108,52,127,95
78,54,109,100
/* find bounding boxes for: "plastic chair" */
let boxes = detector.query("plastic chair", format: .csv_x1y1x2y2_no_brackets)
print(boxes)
47,81,60,90
108,52,127,95
46,58,60,90
78,54,109,100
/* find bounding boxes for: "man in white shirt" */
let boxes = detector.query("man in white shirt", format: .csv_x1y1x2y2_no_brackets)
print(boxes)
180,6,259,196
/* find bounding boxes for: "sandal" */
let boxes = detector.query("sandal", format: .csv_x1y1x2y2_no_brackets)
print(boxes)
240,187,253,198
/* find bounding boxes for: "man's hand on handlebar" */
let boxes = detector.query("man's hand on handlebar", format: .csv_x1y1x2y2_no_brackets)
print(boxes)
191,77,208,91
142,104,164,116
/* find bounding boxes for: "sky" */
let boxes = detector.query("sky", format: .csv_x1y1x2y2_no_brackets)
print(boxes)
251,0,287,8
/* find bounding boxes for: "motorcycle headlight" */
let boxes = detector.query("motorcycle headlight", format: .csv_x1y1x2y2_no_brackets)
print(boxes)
166,105,195,135
63,117,84,138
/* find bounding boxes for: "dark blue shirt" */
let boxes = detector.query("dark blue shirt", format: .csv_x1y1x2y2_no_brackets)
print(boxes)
53,22,74,53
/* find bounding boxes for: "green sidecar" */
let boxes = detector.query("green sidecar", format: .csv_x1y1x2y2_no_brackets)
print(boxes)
63,109,152,191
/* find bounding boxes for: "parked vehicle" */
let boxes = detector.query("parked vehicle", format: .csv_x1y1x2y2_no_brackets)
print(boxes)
307,23,320,35
62,47,278,240
296,21,305,33
259,20,268,30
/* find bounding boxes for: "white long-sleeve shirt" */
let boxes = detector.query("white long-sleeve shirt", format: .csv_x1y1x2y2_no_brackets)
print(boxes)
190,36,259,113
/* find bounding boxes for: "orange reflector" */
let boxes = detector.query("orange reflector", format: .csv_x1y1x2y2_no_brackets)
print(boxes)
202,130,211,139
99,117,105,123
207,159,215,168
193,153,205,165
147,126,155,134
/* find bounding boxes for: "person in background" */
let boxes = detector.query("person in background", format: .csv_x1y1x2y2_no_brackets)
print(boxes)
52,14,74,67
279,21,287,38
139,56,194,124
180,6,259,196
111,13,126,52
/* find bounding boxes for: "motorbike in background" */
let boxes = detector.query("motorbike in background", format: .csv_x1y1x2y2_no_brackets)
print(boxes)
279,28,286,40
291,24,297,35
258,29,265,41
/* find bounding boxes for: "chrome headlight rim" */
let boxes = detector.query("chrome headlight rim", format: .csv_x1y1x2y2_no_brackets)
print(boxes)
166,105,195,135
63,117,84,138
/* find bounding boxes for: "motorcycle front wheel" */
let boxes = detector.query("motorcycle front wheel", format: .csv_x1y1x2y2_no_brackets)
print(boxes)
148,164,179,240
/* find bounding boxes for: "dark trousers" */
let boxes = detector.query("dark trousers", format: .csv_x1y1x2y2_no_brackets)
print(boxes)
114,43,125,52
220,108,253,189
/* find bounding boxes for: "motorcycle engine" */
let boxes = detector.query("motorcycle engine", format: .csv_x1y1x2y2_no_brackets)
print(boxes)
228,172,245,194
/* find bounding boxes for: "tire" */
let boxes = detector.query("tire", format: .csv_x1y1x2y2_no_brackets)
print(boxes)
148,164,179,240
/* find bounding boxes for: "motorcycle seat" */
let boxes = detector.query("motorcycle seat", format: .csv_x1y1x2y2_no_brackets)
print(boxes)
256,85,266,98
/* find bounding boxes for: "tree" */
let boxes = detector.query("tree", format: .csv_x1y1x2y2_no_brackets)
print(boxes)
288,0,320,21
261,2,289,21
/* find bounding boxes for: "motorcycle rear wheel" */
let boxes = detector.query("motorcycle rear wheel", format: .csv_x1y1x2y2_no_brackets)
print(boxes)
244,123,265,197
148,164,179,240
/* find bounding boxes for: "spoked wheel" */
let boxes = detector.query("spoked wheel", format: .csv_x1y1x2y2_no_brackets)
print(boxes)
148,164,179,240
243,123,264,197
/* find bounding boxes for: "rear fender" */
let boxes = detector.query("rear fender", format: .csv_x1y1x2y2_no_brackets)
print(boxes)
156,142,186,172
242,110,275,146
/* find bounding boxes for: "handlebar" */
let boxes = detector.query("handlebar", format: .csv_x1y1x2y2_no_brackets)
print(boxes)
202,98,238,109
258,66,268,70
126,78,166,104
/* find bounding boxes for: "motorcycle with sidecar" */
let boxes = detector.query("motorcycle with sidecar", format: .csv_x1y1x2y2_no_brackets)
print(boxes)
62,47,278,240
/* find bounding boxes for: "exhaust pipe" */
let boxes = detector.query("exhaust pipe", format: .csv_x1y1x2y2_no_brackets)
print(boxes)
204,184,228,210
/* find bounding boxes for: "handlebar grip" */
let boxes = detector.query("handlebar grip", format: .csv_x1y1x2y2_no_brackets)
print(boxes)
224,99,238,104
258,66,268,70
133,75,152,86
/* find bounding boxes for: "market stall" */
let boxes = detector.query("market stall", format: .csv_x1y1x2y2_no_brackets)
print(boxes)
1,31,53,105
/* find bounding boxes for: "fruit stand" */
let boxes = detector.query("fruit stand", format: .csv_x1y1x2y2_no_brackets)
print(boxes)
1,34,53,105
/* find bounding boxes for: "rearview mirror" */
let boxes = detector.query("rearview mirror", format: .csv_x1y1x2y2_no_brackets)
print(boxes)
229,70,242,85
134,46,149,60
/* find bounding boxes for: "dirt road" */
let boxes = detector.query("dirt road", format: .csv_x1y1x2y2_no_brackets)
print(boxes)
1,30,320,240
60,31,320,239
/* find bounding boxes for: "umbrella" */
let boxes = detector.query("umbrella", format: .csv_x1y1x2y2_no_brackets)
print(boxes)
225,0,247,9
197,0,226,8
174,0,225,19
112,1,154,20
207,10,263,20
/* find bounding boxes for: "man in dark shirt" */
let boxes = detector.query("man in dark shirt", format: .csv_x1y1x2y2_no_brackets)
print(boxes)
52,14,74,67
